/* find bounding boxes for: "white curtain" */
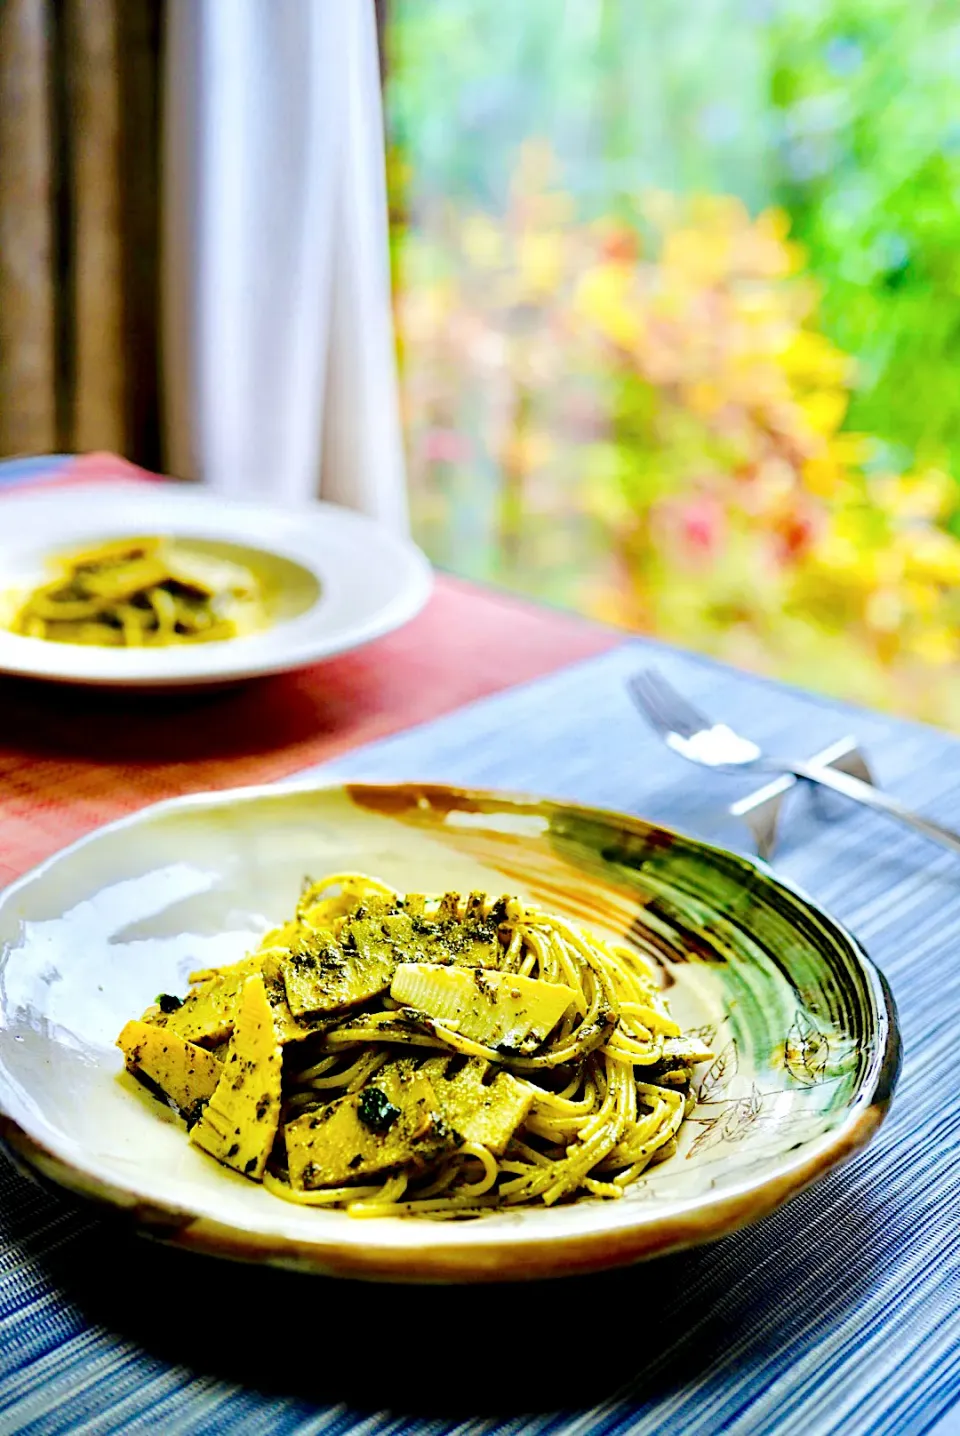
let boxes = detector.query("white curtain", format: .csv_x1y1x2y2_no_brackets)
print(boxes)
162,0,408,532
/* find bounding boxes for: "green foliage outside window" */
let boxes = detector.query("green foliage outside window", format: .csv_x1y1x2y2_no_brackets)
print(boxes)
387,0,960,726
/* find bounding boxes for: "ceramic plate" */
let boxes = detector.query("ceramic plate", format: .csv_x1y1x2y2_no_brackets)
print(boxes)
0,484,432,687
0,783,899,1283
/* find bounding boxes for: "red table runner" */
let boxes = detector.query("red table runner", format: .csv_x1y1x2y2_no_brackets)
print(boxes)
0,455,620,885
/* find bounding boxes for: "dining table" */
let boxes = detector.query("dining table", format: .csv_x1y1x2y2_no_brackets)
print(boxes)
0,453,957,1436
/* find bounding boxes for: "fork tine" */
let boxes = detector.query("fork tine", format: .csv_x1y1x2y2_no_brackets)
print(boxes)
627,668,712,741
643,669,712,736
625,671,672,736
626,671,687,740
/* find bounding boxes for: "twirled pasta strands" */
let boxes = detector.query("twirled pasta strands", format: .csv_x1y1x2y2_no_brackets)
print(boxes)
255,875,712,1216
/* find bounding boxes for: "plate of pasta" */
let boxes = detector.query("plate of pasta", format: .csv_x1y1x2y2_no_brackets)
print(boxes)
0,782,899,1282
0,483,431,687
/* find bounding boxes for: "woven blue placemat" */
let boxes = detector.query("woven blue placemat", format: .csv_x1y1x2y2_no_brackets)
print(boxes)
2,639,959,1435
0,456,70,488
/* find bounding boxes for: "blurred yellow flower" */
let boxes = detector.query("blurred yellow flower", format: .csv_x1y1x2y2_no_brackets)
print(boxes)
898,528,960,585
832,433,872,465
501,430,554,473
865,588,902,633
757,207,791,241
908,627,958,666
873,468,955,522
902,580,939,618
660,227,729,287
684,381,724,418
802,454,844,498
517,232,564,297
461,216,504,270
574,264,644,350
798,390,849,439
780,330,854,387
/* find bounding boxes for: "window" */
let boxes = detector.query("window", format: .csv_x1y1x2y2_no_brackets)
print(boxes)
386,0,960,726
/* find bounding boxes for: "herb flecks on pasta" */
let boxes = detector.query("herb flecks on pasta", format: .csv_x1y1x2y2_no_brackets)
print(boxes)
117,875,713,1218
11,535,265,647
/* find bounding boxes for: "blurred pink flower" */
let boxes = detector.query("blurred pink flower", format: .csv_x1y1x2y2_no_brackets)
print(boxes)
680,495,726,557
657,493,727,562
422,428,471,464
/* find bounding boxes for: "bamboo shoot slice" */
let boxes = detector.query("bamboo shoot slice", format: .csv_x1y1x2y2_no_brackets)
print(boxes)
662,1034,714,1065
285,1061,458,1189
117,1019,220,1119
280,928,396,1017
391,963,576,1054
145,952,331,1048
81,555,171,602
259,953,337,1044
420,1056,534,1154
189,973,282,1180
143,956,264,1046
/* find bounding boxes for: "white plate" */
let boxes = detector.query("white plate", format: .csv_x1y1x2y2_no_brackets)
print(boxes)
0,484,432,687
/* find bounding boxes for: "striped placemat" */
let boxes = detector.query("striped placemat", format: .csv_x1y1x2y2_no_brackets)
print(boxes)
0,457,619,886
1,633,958,1434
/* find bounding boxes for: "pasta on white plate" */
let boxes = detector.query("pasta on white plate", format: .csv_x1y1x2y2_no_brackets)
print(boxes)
118,874,713,1218
9,535,267,647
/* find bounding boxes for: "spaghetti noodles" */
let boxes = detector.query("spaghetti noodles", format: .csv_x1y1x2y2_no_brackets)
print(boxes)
118,874,713,1218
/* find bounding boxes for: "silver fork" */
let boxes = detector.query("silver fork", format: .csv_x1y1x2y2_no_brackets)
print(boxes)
628,667,960,856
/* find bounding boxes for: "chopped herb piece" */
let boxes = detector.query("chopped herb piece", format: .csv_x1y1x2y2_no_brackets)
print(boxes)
356,1086,401,1133
184,1100,207,1131
156,993,183,1014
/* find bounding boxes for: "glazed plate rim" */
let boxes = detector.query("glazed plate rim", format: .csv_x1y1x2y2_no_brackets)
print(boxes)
0,780,900,1282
